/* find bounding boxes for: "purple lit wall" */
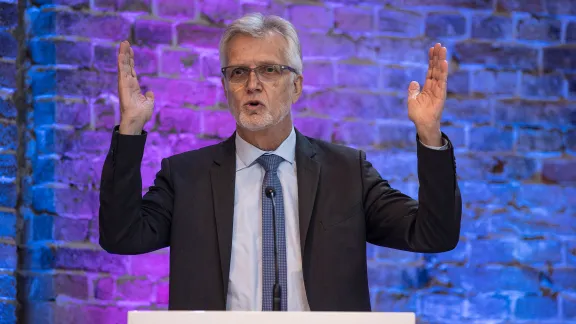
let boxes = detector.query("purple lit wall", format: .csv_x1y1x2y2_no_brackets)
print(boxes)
0,0,575,323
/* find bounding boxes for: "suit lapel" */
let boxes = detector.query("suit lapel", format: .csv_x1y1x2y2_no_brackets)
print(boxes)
210,134,236,299
295,129,320,256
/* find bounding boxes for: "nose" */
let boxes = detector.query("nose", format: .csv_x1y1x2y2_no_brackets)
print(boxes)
246,70,262,92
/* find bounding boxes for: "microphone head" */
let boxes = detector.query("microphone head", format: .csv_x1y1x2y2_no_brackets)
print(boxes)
265,187,275,198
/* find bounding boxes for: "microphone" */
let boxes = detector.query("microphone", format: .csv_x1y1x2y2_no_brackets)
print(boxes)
265,186,281,311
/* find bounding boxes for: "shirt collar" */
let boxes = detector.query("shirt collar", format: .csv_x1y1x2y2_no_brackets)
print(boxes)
235,127,296,171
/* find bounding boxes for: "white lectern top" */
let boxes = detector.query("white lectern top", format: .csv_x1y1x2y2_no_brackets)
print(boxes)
128,311,416,324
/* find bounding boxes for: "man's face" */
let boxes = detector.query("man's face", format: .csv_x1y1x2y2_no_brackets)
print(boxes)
221,32,303,132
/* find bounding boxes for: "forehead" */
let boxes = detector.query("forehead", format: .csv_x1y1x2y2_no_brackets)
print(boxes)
226,32,288,66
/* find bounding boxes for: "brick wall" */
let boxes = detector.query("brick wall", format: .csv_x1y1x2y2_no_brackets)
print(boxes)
2,0,575,323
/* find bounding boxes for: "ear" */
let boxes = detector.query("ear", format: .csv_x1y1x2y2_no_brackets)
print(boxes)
291,74,303,104
221,77,228,101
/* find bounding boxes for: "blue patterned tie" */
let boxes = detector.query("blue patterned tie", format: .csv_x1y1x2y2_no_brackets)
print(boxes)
257,154,288,311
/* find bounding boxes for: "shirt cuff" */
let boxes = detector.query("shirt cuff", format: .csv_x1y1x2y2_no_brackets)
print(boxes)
419,138,449,150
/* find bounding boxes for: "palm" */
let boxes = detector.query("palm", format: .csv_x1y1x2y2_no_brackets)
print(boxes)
407,43,448,128
118,41,154,122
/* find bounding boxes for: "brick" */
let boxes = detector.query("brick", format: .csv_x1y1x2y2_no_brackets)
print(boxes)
403,0,492,8
442,98,490,123
567,129,576,152
358,37,430,62
93,98,117,130
333,121,378,147
446,70,469,95
377,124,417,150
469,126,513,152
429,239,468,264
54,304,130,324
241,1,285,17
516,128,563,152
546,0,576,16
47,11,131,41
157,0,196,17
446,266,540,292
177,24,222,49
118,0,151,12
158,107,202,133
460,182,515,205
515,296,558,320
382,66,426,91
198,0,240,24
157,281,169,304
567,22,576,43
472,70,517,95
368,263,428,290
94,277,115,300
201,53,220,78
334,7,373,32
569,74,576,98
453,154,536,181
29,38,91,66
521,72,564,98
140,77,218,107
374,292,417,312
470,239,562,265
425,13,466,38
129,253,169,277
54,217,89,242
0,301,16,324
160,48,201,78
564,293,576,319
454,42,538,70
289,5,332,30
303,61,333,87
134,18,173,46
494,99,575,127
495,0,544,13
33,0,90,7
0,274,15,299
0,243,16,269
308,91,407,120
0,31,16,59
470,240,515,265
421,294,463,320
514,240,563,264
517,184,565,211
0,212,16,240
0,3,18,28
337,61,379,89
293,117,333,142
28,213,53,242
551,268,576,291
542,159,576,183
30,69,116,97
32,186,98,216
517,17,561,42
0,182,16,209
202,110,235,139
299,32,355,58
471,15,513,39
0,60,16,89
54,247,128,274
378,9,422,36
34,155,102,186
0,97,16,119
116,277,154,301
34,100,90,128
468,295,511,320
0,154,16,179
491,208,575,236
544,47,576,71
22,273,90,300
365,151,417,183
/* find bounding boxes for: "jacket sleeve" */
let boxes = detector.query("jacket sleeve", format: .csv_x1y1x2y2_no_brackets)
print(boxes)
98,126,173,255
362,132,462,253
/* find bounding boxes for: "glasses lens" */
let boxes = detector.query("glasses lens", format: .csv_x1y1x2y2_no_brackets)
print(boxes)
255,65,282,82
228,67,249,83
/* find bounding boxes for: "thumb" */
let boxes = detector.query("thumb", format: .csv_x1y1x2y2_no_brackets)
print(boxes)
145,91,154,102
408,81,420,100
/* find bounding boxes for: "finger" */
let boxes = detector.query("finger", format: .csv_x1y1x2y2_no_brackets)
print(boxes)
145,91,154,102
129,46,135,77
427,47,434,79
408,81,420,100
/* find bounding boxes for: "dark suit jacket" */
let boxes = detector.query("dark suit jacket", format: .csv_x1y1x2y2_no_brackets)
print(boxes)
99,126,462,311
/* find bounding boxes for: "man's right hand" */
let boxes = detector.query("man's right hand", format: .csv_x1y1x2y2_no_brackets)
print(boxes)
117,40,154,135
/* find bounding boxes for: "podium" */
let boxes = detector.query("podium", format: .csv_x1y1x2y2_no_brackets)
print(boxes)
127,311,416,324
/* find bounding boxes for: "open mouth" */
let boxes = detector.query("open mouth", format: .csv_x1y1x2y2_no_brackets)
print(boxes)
245,100,264,108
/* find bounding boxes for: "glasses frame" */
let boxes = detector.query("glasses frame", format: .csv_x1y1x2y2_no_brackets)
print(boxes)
221,64,299,84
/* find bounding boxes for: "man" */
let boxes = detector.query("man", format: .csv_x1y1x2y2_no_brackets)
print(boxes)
99,13,462,311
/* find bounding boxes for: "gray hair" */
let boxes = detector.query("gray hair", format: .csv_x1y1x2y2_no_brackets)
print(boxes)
219,13,303,74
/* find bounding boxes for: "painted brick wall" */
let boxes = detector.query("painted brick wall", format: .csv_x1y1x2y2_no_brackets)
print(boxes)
3,0,576,323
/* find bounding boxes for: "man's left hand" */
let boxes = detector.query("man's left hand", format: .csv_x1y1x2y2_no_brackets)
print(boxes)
407,43,448,147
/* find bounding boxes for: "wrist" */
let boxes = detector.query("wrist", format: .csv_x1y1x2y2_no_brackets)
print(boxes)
416,124,442,147
119,118,144,135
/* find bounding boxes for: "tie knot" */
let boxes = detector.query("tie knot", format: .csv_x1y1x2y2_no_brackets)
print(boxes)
256,154,284,172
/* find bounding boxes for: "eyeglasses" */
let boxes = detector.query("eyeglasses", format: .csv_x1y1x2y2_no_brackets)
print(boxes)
221,64,298,84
